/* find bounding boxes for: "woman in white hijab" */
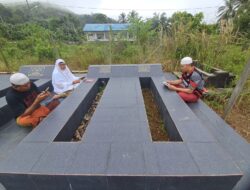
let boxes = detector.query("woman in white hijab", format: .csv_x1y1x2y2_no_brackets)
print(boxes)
52,59,81,99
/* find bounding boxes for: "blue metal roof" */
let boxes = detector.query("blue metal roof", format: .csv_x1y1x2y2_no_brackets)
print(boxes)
83,24,130,32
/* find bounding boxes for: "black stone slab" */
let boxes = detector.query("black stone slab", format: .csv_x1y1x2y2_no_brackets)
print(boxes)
0,120,31,162
83,121,150,143
107,143,146,175
151,76,216,142
107,176,146,190
31,142,79,175
0,75,11,98
19,65,54,80
0,98,13,127
22,79,98,142
30,175,69,190
233,167,250,190
0,174,38,190
67,176,108,190
33,79,52,92
188,100,250,172
0,142,49,173
149,142,200,175
158,176,241,190
87,64,163,78
0,65,248,190
67,143,111,174
187,142,241,175
82,77,149,144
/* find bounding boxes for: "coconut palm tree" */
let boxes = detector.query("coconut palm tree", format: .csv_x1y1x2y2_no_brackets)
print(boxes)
159,13,171,35
150,13,171,35
234,0,248,9
118,12,127,23
218,0,238,21
127,10,140,22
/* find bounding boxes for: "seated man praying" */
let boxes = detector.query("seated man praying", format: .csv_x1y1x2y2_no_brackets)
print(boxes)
163,57,205,103
6,73,59,128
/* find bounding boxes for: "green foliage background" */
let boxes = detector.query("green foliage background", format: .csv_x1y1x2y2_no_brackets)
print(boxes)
0,2,249,78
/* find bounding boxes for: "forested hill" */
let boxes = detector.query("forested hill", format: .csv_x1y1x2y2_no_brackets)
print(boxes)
0,2,116,41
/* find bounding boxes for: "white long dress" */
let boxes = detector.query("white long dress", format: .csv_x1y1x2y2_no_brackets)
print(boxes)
52,59,80,94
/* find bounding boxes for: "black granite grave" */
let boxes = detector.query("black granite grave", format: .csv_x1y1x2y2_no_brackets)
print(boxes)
0,75,11,98
0,64,249,190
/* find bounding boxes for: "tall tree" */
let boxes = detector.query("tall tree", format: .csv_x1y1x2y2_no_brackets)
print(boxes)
234,0,250,37
170,12,204,31
118,12,127,23
150,12,171,35
0,4,12,22
234,0,248,9
159,13,171,34
127,10,141,22
218,0,238,21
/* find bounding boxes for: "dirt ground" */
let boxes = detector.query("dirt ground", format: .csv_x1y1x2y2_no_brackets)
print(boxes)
142,89,169,141
226,109,250,143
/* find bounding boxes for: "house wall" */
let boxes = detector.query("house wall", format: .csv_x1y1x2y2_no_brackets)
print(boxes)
86,31,135,42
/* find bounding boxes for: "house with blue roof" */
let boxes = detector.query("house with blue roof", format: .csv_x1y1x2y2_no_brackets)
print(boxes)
83,23,135,42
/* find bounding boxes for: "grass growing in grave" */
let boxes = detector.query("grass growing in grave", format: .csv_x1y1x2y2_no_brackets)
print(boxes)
142,89,169,141
72,85,106,142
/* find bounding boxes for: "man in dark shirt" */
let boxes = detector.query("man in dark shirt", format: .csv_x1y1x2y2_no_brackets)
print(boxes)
6,73,59,128
163,57,205,103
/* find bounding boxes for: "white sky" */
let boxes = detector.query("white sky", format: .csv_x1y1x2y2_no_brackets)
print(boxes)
1,0,225,23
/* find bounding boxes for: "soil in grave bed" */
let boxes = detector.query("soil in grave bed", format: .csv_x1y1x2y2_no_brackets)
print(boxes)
142,89,169,141
72,86,105,141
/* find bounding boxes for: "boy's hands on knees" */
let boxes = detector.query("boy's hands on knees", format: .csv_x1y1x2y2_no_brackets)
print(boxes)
163,81,177,91
166,84,177,90
166,80,174,85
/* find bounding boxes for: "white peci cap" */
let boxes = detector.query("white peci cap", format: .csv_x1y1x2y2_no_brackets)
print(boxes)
10,73,30,85
180,57,193,65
